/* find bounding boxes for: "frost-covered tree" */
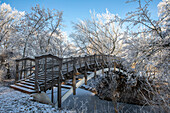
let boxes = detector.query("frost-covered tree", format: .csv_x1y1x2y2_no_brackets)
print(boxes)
158,0,170,36
70,9,123,55
0,3,24,51
17,5,63,57
118,0,170,111
44,31,76,57
119,0,169,75
0,3,25,80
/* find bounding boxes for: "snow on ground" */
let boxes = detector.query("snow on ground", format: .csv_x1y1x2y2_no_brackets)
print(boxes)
0,86,74,113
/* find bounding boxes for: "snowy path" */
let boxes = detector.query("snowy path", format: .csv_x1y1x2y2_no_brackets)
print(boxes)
0,86,73,113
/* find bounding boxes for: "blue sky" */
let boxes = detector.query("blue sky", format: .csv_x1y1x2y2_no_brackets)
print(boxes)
1,0,162,35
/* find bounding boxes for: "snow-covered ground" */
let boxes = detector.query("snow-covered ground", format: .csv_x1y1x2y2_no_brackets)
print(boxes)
0,86,74,113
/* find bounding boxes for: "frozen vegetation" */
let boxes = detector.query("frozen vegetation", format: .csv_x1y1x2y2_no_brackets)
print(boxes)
0,0,169,112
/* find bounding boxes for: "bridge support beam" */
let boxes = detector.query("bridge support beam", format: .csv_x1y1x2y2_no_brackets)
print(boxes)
15,60,19,82
94,68,97,79
73,73,76,95
114,62,116,72
102,66,104,75
58,73,61,108
73,58,76,95
84,56,87,85
85,71,87,85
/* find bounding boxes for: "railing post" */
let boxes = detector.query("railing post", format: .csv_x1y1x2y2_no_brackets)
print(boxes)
35,58,39,92
15,60,19,82
30,61,32,75
94,54,97,79
94,68,97,79
119,63,120,73
102,55,104,75
73,58,76,95
114,62,116,72
108,55,110,72
84,55,87,85
66,59,69,77
58,71,62,108
44,57,47,92
79,55,82,71
20,61,23,80
24,60,26,79
51,58,54,103
58,58,63,108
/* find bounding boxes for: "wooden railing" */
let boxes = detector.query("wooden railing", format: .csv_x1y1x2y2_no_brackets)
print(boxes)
15,57,35,82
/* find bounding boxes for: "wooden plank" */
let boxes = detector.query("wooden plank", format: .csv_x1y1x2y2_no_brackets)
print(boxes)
55,84,72,89
20,81,35,86
10,85,36,94
15,83,35,90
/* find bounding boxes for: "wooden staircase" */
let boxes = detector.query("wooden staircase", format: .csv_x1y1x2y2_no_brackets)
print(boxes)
10,71,93,94
10,79,36,94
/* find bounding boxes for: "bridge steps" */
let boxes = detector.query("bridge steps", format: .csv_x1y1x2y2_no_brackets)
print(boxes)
10,83,36,94
14,83,35,90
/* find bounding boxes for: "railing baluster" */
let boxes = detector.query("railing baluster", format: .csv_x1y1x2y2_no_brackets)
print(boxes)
20,61,23,80
84,55,87,85
24,60,26,79
35,58,39,92
94,68,96,79
15,60,19,82
114,62,116,72
30,61,32,75
94,54,97,79
102,55,104,75
67,60,69,77
79,55,82,71
58,58,63,108
73,58,76,95
108,55,110,72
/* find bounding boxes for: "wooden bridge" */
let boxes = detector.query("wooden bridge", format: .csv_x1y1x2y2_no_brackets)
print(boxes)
11,54,126,108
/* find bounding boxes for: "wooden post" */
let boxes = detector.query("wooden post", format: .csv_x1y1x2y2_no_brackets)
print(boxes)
35,58,39,92
73,58,76,95
94,54,97,79
58,71,61,108
79,55,82,71
94,68,96,79
20,61,23,80
51,58,54,103
24,60,26,79
30,61,32,75
114,62,116,72
102,55,104,75
84,55,87,85
119,64,120,73
15,60,19,82
58,58,62,108
66,59,69,77
102,65,104,75
108,55,111,76
44,57,47,92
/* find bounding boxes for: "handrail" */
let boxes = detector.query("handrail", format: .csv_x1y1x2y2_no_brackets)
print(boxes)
35,54,62,60
16,57,35,62
15,57,35,82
